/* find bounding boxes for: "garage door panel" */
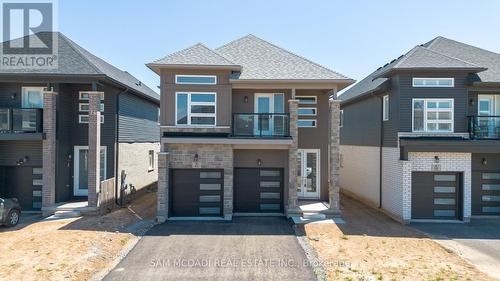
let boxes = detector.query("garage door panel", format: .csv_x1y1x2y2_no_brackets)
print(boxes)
171,169,223,217
234,168,283,213
472,170,500,216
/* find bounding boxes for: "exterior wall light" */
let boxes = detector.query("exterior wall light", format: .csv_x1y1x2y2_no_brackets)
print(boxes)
434,156,440,163
482,158,487,165
257,158,262,166
194,153,199,162
244,96,249,103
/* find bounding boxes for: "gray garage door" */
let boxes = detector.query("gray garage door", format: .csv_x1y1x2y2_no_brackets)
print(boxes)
234,168,283,213
411,172,462,220
170,169,223,217
472,171,500,216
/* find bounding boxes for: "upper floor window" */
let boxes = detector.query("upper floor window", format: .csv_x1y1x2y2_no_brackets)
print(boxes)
175,75,217,85
296,96,317,104
298,107,316,116
22,87,45,108
148,150,155,171
412,78,454,88
176,92,216,126
413,98,454,132
382,95,389,121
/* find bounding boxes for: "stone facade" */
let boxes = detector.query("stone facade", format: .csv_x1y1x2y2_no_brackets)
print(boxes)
286,100,299,215
404,152,472,222
117,142,160,195
42,91,57,211
326,99,341,215
157,152,169,222
87,91,103,207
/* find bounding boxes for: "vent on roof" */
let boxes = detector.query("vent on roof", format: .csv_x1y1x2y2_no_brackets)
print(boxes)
383,63,389,67
135,81,142,86
390,59,396,64
377,67,382,71
398,55,404,59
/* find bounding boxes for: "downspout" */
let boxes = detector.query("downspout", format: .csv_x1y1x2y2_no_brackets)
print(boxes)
115,87,129,206
377,94,384,209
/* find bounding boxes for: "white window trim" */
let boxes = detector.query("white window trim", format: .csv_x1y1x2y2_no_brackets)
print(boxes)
148,150,155,171
383,95,389,121
79,103,104,112
412,78,454,88
175,75,217,85
79,92,105,100
296,95,317,105
21,87,45,108
412,98,454,133
298,107,317,116
79,114,104,124
73,145,107,196
340,110,343,128
298,119,317,128
175,92,217,126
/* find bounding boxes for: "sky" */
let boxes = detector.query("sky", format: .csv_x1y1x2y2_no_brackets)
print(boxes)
58,0,500,94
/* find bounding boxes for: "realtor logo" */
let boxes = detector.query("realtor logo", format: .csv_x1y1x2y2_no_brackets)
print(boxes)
0,0,58,69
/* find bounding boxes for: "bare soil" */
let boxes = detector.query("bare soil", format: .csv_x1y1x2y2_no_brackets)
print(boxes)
0,191,156,281
301,195,498,281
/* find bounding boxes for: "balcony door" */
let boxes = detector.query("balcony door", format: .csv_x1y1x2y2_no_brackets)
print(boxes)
478,95,500,138
254,93,284,136
73,146,107,196
297,149,320,199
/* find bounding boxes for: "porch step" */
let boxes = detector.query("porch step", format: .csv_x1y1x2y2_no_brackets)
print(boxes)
53,210,82,218
302,212,326,220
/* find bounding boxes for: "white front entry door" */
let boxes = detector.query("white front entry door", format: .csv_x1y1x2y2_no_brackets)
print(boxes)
73,146,107,196
297,149,320,198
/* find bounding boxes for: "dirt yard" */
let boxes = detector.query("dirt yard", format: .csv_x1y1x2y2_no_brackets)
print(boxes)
301,195,498,281
0,190,156,281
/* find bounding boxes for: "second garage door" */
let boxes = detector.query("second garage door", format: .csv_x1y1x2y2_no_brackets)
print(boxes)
171,169,223,217
411,172,463,220
234,168,283,213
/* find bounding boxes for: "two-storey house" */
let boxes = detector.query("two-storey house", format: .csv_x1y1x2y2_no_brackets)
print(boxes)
148,35,354,221
340,36,500,223
0,32,160,215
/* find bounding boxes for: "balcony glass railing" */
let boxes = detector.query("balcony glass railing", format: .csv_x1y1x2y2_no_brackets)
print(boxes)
0,108,43,133
232,113,290,138
467,116,500,139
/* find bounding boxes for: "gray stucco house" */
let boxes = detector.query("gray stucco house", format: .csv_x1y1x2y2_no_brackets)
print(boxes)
0,32,160,214
339,36,500,223
148,34,354,221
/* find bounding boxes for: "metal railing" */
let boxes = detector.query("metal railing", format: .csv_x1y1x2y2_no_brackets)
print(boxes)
232,113,290,137
0,108,43,133
467,115,500,139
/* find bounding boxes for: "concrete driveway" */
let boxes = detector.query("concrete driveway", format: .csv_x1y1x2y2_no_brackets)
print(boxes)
412,219,500,279
103,217,317,281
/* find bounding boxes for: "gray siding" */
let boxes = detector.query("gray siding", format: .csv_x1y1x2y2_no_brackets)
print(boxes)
397,72,470,134
118,92,159,142
340,95,382,147
0,140,42,166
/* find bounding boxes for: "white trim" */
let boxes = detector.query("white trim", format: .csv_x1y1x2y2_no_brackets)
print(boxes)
21,87,45,108
175,92,217,126
160,125,230,129
79,114,104,124
148,150,155,171
297,149,321,199
412,78,454,88
79,92,104,101
298,107,317,116
175,75,217,85
298,119,317,128
78,103,104,112
339,110,344,128
73,145,107,196
382,95,389,121
412,98,454,133
295,95,317,104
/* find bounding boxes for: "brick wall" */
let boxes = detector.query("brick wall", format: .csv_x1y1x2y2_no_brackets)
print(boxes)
117,142,160,195
381,147,405,220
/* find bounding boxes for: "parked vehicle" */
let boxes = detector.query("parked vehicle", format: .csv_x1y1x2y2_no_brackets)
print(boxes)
0,197,21,227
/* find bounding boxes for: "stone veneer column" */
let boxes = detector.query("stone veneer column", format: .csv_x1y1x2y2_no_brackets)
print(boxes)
325,99,342,216
157,150,169,223
42,91,57,211
287,99,301,216
87,91,102,207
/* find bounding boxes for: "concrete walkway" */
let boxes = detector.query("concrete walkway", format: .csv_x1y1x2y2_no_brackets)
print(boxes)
412,219,500,279
103,217,317,281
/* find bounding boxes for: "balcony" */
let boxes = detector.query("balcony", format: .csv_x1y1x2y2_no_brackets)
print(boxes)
0,108,43,137
232,113,290,138
468,116,500,139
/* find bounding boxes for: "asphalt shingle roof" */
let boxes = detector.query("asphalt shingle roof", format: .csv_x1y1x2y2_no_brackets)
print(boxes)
0,32,159,102
340,36,497,103
151,43,238,67
215,34,351,80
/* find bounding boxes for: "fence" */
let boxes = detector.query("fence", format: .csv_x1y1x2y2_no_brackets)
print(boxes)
98,177,116,214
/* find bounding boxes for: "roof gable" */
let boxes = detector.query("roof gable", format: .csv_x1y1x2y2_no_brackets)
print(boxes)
151,43,238,67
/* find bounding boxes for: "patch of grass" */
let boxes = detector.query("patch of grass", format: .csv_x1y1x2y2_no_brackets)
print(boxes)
119,239,127,246
340,235,349,240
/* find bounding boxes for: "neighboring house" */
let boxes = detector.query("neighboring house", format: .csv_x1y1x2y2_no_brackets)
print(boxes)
339,36,500,223
0,32,160,214
148,34,354,221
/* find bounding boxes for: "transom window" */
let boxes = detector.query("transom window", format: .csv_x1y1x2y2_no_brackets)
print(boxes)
412,78,454,88
79,103,104,112
176,92,216,126
175,75,217,85
298,119,316,128
298,107,316,116
22,87,45,109
413,99,454,132
296,96,317,104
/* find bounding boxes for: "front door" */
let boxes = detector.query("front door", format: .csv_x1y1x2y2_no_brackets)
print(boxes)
254,93,284,136
297,149,320,198
73,146,107,196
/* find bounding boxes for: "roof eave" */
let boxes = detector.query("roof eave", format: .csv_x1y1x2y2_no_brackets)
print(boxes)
229,78,356,90
146,63,242,75
373,67,487,80
340,82,390,106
